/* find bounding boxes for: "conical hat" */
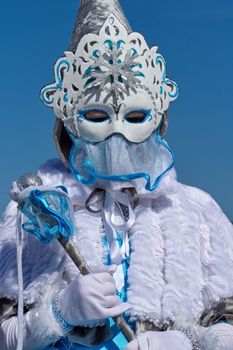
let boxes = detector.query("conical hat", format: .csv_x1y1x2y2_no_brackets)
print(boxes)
69,0,131,52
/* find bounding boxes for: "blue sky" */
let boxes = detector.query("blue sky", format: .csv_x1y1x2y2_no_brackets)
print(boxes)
0,0,233,219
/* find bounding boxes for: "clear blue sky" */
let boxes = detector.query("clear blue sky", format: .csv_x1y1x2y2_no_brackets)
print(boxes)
0,0,233,219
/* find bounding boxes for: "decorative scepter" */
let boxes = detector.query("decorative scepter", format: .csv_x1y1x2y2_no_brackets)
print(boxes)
13,173,135,344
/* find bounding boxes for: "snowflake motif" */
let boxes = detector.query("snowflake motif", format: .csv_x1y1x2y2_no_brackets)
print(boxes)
41,14,178,119
84,41,144,102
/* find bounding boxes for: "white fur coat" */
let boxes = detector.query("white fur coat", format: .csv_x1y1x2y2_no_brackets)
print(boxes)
0,158,233,330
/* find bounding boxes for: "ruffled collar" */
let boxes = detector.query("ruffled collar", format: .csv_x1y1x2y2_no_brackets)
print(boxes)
38,157,178,207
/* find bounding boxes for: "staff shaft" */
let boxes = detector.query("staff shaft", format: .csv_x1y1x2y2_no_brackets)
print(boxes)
58,237,135,342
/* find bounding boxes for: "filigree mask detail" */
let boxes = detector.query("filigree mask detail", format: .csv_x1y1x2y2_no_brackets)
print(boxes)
41,14,178,126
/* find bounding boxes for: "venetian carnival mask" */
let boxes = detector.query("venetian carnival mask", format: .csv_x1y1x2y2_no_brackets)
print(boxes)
40,0,178,191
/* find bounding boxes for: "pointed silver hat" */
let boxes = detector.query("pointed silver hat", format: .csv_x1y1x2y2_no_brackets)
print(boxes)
55,0,132,164
69,0,131,52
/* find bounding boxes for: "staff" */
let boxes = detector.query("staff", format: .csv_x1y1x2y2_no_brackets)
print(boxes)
12,173,135,346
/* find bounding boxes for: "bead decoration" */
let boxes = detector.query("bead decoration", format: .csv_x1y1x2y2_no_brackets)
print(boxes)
177,328,200,350
51,295,74,331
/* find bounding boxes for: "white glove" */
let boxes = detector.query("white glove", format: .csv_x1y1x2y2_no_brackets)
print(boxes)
125,330,192,350
59,266,130,326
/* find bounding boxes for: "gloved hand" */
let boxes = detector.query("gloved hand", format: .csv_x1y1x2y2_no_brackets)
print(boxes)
125,330,192,350
59,265,130,326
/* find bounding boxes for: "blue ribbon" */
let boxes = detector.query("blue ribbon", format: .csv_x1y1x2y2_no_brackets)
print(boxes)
68,129,175,192
21,187,74,244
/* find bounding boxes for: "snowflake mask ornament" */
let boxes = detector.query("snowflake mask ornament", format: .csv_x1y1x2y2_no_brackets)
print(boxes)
41,14,179,144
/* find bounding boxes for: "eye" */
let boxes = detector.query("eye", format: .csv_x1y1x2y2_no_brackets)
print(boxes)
83,110,109,122
125,111,149,123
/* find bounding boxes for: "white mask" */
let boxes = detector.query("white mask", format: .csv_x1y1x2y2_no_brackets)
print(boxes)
73,88,163,143
41,14,178,143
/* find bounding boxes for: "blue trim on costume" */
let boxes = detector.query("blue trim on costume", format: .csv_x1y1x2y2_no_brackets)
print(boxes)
103,232,129,302
155,55,179,99
115,232,129,302
104,40,113,49
133,72,145,78
117,40,125,49
103,236,112,266
93,50,101,58
85,77,97,87
56,60,71,86
166,79,179,98
40,59,70,105
68,128,176,192
100,227,130,349
51,296,74,331
83,66,96,78
131,48,137,56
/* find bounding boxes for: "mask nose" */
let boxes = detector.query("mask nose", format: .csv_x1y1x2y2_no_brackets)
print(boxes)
109,131,129,141
110,117,129,141
112,116,124,132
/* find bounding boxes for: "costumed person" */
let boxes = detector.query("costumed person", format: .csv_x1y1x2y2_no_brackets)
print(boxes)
1,1,233,349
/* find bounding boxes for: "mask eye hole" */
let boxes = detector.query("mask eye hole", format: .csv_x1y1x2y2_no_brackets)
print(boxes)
125,111,148,123
83,110,109,122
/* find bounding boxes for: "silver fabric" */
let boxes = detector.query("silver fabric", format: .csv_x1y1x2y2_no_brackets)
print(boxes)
69,0,132,53
0,299,18,325
54,120,71,166
160,112,169,138
200,297,233,327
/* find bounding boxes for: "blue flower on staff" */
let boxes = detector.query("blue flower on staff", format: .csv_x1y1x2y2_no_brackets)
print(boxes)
21,186,74,244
